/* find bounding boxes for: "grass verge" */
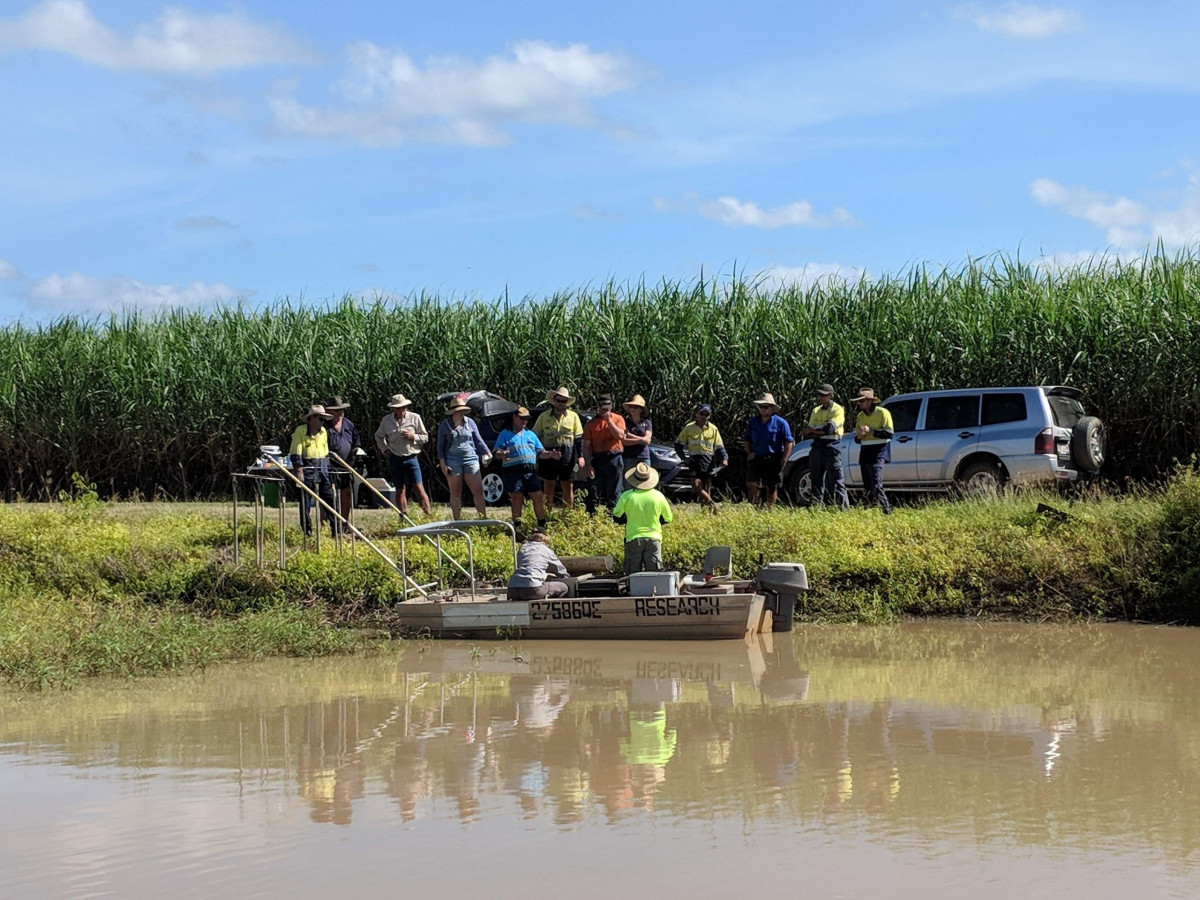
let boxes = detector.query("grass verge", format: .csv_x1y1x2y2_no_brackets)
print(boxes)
3,472,1200,689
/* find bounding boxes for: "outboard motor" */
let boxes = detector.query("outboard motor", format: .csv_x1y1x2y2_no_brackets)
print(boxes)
754,563,810,632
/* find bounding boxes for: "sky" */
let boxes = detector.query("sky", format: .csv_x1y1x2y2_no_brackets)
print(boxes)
2,0,1200,320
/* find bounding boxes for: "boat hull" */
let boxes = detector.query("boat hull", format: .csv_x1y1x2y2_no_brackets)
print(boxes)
394,592,767,640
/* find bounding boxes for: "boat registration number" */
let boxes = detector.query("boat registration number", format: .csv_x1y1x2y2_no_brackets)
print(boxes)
530,600,602,621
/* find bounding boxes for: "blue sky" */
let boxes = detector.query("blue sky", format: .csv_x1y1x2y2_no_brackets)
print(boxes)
1,0,1199,319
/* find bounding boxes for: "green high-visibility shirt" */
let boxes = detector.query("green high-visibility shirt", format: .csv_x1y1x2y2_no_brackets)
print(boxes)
612,488,673,542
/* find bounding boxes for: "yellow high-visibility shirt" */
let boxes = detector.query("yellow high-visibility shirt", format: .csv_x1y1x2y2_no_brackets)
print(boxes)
676,421,725,455
855,406,894,445
807,403,845,441
533,408,583,448
289,425,330,459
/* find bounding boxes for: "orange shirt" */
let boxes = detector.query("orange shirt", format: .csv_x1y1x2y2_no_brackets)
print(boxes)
584,413,626,454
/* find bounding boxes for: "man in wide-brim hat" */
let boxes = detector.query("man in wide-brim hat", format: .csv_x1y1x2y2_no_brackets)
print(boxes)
802,384,850,510
852,387,894,514
374,393,432,517
324,395,361,524
613,461,674,575
289,404,339,538
533,387,583,511
743,392,794,507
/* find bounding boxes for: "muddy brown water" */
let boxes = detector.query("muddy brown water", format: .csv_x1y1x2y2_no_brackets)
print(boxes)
3,623,1199,899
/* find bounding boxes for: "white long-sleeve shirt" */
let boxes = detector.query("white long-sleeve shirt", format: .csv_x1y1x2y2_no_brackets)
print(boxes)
375,411,428,458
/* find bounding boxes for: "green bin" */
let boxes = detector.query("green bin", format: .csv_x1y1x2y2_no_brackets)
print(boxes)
262,482,281,508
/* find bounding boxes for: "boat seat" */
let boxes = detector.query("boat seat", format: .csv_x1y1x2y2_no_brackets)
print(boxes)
681,545,734,592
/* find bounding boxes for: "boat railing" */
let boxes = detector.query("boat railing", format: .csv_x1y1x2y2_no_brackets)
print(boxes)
395,519,519,603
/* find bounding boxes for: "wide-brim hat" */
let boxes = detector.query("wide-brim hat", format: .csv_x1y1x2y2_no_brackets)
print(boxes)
624,461,659,490
325,395,349,410
546,387,575,405
753,393,779,408
853,388,880,404
816,384,835,397
303,404,332,420
387,393,412,409
514,406,532,419
446,399,471,414
623,394,647,410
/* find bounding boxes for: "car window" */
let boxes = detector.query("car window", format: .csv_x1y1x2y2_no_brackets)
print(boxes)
884,398,922,432
924,395,980,430
1047,394,1085,428
982,393,1027,426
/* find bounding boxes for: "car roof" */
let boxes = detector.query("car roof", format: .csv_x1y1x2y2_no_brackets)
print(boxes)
884,385,1082,404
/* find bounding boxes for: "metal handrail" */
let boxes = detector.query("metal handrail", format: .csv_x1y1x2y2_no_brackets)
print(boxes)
264,456,428,597
397,524,475,601
328,452,474,582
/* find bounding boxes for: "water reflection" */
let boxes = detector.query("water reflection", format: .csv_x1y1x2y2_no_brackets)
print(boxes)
3,624,1200,896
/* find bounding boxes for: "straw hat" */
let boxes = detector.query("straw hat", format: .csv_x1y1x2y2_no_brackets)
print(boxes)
514,406,532,419
303,404,332,420
852,388,881,405
445,397,471,414
816,384,835,397
325,395,349,411
623,394,647,410
753,393,779,408
624,462,660,490
546,387,575,405
387,393,412,409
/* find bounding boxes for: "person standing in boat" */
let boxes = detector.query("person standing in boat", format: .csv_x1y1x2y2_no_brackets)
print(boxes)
493,406,557,531
852,388,894,514
324,395,360,525
436,396,490,520
675,403,727,510
289,404,339,537
743,393,794,508
613,462,674,574
374,393,432,517
507,527,570,600
533,387,583,511
582,394,626,515
802,384,850,510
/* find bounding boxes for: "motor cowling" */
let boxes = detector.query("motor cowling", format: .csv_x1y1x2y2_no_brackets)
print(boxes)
755,563,809,632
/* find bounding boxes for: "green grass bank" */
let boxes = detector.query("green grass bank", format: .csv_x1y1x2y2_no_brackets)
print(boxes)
4,472,1200,690
4,250,1200,499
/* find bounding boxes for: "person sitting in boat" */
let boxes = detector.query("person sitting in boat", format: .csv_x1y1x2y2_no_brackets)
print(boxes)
507,528,570,600
612,462,674,575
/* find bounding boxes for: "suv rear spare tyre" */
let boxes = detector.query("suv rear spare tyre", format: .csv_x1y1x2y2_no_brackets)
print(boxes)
1070,416,1105,472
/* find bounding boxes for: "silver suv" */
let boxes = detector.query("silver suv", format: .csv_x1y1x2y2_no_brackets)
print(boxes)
782,386,1105,504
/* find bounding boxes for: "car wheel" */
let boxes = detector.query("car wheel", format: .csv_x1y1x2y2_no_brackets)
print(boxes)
481,472,507,505
787,466,815,507
1071,416,1105,472
957,460,1004,498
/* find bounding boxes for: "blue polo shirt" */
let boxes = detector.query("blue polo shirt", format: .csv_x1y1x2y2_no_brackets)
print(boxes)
494,428,544,468
743,414,794,456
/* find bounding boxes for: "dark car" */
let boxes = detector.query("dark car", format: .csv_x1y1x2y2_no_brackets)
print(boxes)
437,390,690,504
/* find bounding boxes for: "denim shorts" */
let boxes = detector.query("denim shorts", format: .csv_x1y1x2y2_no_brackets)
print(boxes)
445,450,480,476
388,454,424,488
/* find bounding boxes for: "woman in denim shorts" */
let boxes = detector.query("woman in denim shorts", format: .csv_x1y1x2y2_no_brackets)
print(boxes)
436,398,491,519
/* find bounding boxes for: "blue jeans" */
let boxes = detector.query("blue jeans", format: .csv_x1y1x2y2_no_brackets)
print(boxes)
809,443,850,509
444,447,480,476
587,452,623,514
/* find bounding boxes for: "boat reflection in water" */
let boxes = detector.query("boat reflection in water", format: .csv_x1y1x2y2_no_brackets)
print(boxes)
4,624,1200,899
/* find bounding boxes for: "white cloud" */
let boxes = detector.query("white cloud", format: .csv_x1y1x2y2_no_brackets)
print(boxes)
755,263,867,290
1031,173,1200,249
175,215,233,230
0,258,22,280
0,0,315,74
654,194,856,229
271,40,638,146
26,272,250,314
957,3,1082,40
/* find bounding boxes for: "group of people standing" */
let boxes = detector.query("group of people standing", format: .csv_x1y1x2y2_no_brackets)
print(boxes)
285,382,896,539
